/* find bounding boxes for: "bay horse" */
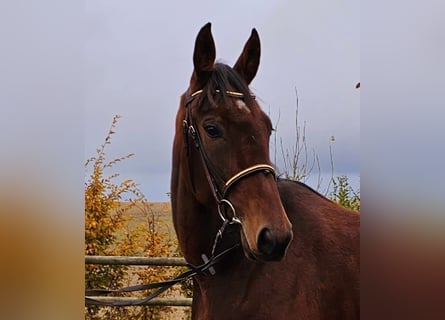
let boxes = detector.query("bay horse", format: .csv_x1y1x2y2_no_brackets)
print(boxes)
171,23,360,320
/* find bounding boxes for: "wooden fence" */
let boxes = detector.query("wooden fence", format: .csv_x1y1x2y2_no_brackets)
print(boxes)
85,255,192,307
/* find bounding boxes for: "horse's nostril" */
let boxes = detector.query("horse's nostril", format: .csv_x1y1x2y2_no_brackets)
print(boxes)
257,228,276,257
256,227,292,260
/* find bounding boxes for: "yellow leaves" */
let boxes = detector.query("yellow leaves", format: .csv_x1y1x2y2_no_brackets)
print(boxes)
87,220,97,228
85,115,177,319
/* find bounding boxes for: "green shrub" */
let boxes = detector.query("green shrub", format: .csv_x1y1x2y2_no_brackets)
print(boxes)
328,175,360,211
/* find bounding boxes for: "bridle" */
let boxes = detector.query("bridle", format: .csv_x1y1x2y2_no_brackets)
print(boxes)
183,88,277,225
85,88,278,307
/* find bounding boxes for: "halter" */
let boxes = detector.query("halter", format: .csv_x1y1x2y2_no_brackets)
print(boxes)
183,88,277,225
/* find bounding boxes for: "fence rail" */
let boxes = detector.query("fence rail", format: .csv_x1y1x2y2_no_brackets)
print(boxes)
85,255,188,266
85,255,192,307
85,297,192,307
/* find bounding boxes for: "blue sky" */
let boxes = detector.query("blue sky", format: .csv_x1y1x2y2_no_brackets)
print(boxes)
85,1,359,201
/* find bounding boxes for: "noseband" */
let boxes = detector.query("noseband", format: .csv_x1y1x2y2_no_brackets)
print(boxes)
183,89,277,224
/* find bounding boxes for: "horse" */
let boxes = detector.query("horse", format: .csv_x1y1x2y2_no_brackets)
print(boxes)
170,23,360,320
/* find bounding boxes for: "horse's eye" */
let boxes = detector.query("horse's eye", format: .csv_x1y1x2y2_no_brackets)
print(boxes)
204,124,221,138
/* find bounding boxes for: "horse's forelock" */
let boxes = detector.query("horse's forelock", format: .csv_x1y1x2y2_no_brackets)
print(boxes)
196,63,254,111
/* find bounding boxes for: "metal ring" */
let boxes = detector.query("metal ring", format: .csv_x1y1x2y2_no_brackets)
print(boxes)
217,199,241,224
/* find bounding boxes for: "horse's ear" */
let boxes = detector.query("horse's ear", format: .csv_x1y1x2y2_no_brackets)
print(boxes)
193,22,216,87
233,28,261,85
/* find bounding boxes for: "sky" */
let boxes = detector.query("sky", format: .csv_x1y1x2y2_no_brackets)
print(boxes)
85,0,360,201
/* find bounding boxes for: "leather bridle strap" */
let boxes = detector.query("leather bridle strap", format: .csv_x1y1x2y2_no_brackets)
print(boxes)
223,164,276,198
184,89,277,223
184,102,225,202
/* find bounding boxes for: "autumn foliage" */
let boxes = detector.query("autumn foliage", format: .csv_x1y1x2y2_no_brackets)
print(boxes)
85,115,185,319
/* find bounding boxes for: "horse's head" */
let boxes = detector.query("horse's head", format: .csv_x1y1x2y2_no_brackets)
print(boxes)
177,23,292,261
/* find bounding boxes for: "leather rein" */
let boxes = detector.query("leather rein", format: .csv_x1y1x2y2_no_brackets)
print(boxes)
85,89,277,307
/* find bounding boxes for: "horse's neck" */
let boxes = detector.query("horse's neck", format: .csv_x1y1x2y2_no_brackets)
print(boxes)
171,177,224,266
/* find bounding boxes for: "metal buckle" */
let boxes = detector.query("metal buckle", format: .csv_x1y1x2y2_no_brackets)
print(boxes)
182,120,189,135
188,125,196,137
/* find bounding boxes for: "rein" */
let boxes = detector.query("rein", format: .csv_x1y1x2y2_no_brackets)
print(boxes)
85,243,240,306
85,215,239,306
